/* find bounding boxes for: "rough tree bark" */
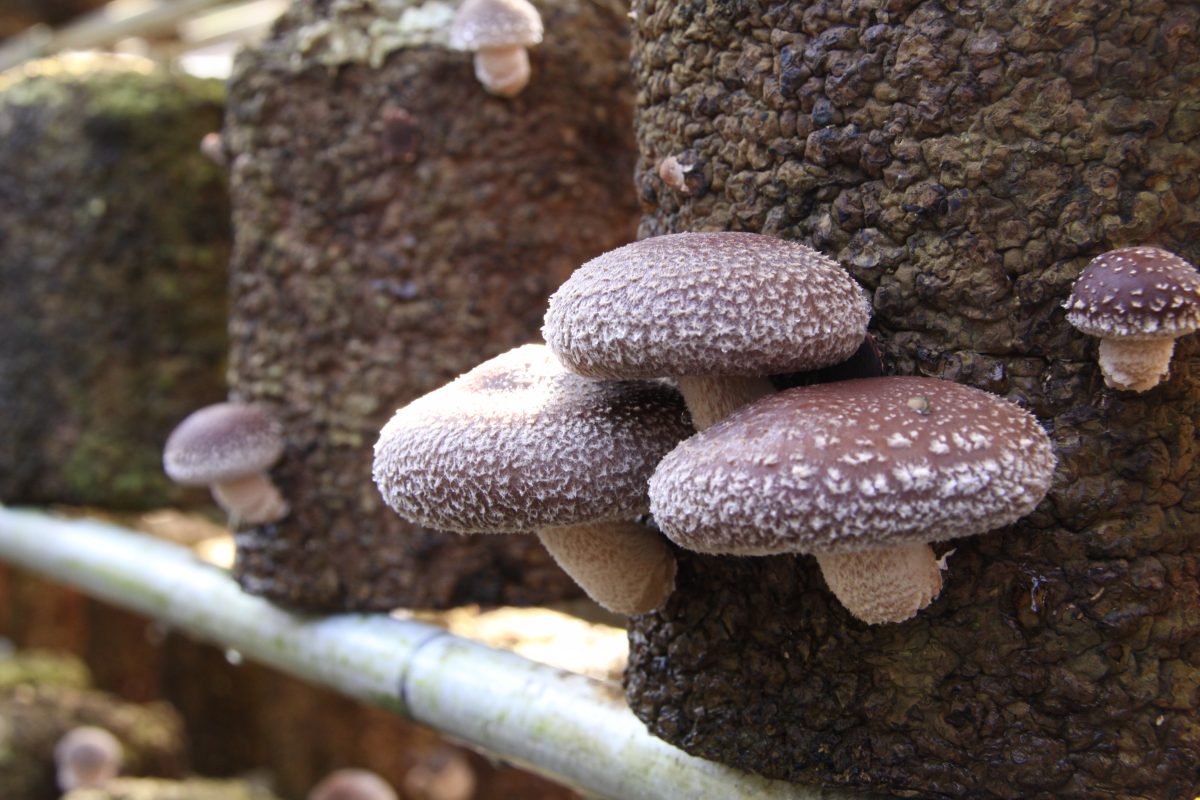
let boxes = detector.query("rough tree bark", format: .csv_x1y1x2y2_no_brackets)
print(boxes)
624,1,1200,798
0,55,230,510
225,0,640,610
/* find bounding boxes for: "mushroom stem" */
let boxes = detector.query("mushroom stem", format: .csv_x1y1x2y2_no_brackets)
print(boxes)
212,473,289,527
815,543,943,625
674,375,776,431
1097,336,1174,392
536,520,677,615
473,46,530,97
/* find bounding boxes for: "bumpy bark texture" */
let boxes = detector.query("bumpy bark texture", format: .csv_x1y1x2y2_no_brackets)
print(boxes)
625,1,1200,798
225,0,639,610
0,55,230,510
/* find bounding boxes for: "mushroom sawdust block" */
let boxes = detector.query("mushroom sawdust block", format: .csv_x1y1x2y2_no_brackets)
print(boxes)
650,376,1057,624
373,344,693,615
543,231,871,430
163,403,288,527
1064,246,1200,392
449,0,543,97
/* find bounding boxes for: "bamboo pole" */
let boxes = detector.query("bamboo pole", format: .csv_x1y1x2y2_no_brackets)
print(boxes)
0,506,877,800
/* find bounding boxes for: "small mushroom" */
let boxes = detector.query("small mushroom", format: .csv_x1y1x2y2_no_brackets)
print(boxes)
309,769,398,800
55,726,123,791
543,232,871,430
373,344,692,614
163,402,288,527
649,376,1056,624
448,0,543,97
1064,245,1200,391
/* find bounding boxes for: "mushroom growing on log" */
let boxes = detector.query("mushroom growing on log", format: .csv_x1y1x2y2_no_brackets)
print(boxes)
650,377,1056,624
373,345,692,614
622,0,1200,796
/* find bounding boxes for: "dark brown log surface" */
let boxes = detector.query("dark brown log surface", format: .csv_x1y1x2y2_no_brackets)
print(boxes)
625,1,1200,798
225,0,640,610
0,56,230,510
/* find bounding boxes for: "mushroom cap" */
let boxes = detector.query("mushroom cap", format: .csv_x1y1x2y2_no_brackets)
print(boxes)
55,726,122,790
448,0,543,51
650,376,1056,556
542,232,871,380
373,344,692,533
309,768,398,800
163,402,284,485
1064,246,1200,339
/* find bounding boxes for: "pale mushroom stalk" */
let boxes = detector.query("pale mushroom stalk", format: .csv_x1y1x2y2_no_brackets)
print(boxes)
536,521,676,615
1096,336,1175,392
815,544,943,626
675,375,776,432
474,46,530,98
211,473,289,527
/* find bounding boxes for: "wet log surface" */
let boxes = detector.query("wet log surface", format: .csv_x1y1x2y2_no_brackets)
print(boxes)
624,1,1200,797
0,55,230,511
225,0,640,610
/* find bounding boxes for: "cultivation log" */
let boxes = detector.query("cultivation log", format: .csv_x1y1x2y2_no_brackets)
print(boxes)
0,55,230,510
624,1,1200,798
225,0,639,610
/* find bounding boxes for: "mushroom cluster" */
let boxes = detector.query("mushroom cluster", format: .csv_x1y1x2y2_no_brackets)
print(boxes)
1064,245,1200,392
375,231,1057,624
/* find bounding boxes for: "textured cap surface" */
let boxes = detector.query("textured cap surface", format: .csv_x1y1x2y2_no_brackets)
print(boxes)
543,232,871,379
373,344,692,532
650,376,1055,555
163,403,284,485
448,0,543,50
1064,246,1200,338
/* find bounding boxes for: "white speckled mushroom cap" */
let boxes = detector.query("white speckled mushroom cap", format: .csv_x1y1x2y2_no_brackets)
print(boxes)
650,376,1056,555
1064,246,1200,339
373,344,692,533
448,0,543,50
163,403,284,486
542,232,871,379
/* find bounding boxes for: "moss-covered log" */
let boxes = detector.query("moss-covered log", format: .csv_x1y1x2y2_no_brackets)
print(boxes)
225,0,640,610
624,1,1200,797
0,55,230,510
0,684,186,800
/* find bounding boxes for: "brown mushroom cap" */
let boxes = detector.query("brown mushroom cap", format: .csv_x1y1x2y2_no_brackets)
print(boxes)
373,344,692,532
542,232,871,380
1064,246,1200,339
309,768,398,800
448,0,543,50
163,402,284,486
650,376,1056,555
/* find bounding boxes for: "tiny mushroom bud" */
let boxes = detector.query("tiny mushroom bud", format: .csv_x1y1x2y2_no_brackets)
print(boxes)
163,402,288,527
373,344,693,615
543,232,871,431
55,726,123,791
649,376,1056,625
309,768,398,800
1064,245,1200,391
448,0,543,98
